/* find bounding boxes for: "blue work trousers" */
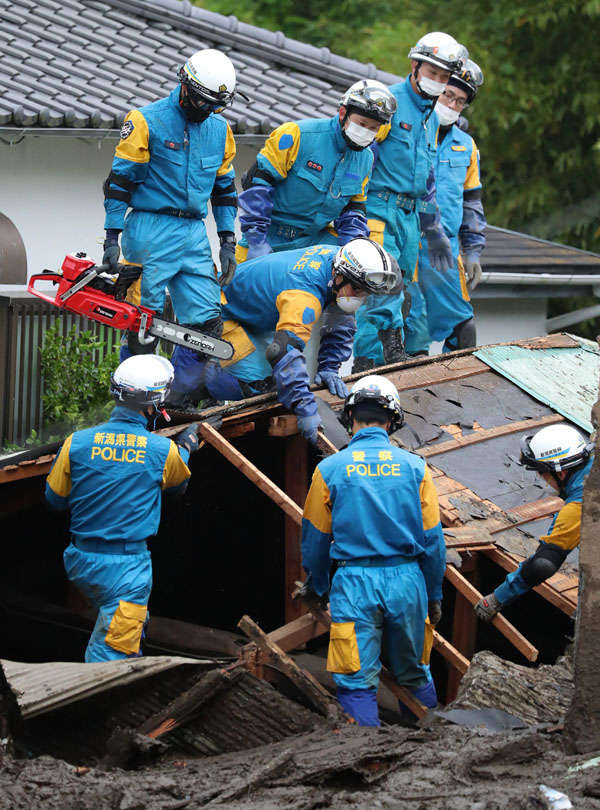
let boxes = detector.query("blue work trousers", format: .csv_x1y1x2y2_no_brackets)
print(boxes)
64,542,152,663
354,194,420,362
122,210,220,325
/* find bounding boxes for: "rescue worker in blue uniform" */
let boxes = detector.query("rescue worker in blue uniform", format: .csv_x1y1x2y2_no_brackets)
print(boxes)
45,355,198,662
168,239,398,444
474,424,594,621
236,81,397,261
405,60,486,354
102,49,239,399
352,32,465,371
301,375,446,725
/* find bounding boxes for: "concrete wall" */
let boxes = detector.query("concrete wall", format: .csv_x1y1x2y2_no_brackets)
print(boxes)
0,134,548,352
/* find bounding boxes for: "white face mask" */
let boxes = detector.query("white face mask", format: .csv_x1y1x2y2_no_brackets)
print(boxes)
434,101,460,126
344,121,376,148
417,75,447,98
336,295,365,314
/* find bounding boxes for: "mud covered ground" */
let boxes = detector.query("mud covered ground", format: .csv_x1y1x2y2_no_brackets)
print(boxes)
2,723,600,810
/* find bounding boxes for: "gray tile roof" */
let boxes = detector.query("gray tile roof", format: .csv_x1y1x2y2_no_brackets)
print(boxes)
482,226,600,272
0,0,401,133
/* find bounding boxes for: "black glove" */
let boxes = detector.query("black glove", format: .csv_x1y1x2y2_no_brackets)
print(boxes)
103,229,121,270
296,577,328,610
428,600,442,625
175,424,200,454
218,232,236,287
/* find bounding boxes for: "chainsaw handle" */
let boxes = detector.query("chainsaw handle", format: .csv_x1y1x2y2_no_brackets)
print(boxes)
27,273,63,304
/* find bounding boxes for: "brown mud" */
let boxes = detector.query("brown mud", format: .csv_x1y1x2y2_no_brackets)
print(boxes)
2,723,600,810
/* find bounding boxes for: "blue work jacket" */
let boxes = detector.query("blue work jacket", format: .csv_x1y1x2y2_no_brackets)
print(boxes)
45,407,190,542
301,426,446,598
368,76,438,198
222,244,338,348
243,116,372,236
104,86,236,232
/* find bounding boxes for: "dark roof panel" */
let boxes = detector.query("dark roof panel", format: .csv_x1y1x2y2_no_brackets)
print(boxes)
0,0,400,133
481,226,600,273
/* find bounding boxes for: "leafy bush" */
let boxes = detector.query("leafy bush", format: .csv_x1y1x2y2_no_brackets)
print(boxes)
40,323,119,436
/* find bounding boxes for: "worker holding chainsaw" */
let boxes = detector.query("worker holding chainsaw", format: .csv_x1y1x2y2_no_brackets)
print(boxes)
167,238,398,444
404,59,486,355
102,48,240,398
300,375,446,725
235,80,397,260
45,355,198,663
474,424,593,622
352,32,466,371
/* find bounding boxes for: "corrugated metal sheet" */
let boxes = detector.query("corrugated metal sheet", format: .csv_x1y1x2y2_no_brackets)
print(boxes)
2,656,210,718
474,339,599,432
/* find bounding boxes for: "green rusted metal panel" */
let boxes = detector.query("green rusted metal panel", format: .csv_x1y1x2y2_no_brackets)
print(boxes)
474,339,599,433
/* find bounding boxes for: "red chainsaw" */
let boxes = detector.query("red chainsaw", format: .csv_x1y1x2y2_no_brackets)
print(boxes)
27,252,234,361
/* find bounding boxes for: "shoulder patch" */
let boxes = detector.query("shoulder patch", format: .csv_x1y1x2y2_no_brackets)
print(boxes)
120,120,135,140
278,133,295,150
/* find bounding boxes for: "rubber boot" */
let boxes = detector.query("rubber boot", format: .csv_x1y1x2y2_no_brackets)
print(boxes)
378,326,409,364
352,356,376,374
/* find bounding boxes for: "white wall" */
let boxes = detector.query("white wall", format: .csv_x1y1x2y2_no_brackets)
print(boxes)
472,297,548,345
0,136,258,277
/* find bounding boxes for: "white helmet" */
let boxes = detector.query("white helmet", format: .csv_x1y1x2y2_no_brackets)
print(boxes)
110,355,174,410
408,32,466,73
333,238,398,296
449,59,484,103
520,424,593,473
340,80,397,124
178,49,237,112
342,374,404,432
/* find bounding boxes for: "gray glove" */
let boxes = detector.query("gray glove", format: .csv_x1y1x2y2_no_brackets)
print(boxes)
428,600,442,625
175,424,200,454
425,227,453,273
464,253,482,291
103,229,121,270
218,232,236,287
474,592,502,623
296,576,328,609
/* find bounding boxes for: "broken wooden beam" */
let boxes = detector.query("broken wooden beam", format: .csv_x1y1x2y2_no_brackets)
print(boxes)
137,664,245,739
198,422,302,524
445,564,539,662
238,614,347,722
268,612,330,652
419,414,564,458
284,434,309,623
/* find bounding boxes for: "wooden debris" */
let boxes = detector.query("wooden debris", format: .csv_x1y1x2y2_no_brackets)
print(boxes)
138,665,245,739
445,564,539,662
238,614,347,722
198,749,294,806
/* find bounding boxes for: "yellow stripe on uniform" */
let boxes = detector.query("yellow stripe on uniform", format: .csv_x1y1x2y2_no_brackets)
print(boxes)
464,139,482,191
419,464,441,531
234,243,249,264
220,319,256,367
351,173,370,204
541,501,582,551
115,110,150,163
47,434,73,497
303,467,333,534
260,122,301,178
421,617,434,665
275,289,323,344
367,218,385,245
457,255,470,302
217,122,236,176
162,441,191,490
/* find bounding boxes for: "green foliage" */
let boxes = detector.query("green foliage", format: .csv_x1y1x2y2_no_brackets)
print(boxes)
197,0,600,253
39,323,119,437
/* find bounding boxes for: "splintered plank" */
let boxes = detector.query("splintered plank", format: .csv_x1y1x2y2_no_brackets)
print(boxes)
419,414,565,458
506,497,564,525
198,422,302,524
445,564,539,662
238,614,347,722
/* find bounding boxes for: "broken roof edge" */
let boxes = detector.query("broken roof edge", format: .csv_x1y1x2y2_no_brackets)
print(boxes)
0,126,266,145
2,655,211,718
487,225,600,261
105,0,401,87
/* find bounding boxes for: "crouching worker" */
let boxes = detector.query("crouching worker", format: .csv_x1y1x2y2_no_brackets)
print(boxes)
169,238,398,444
474,425,593,622
300,375,446,725
45,355,199,662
